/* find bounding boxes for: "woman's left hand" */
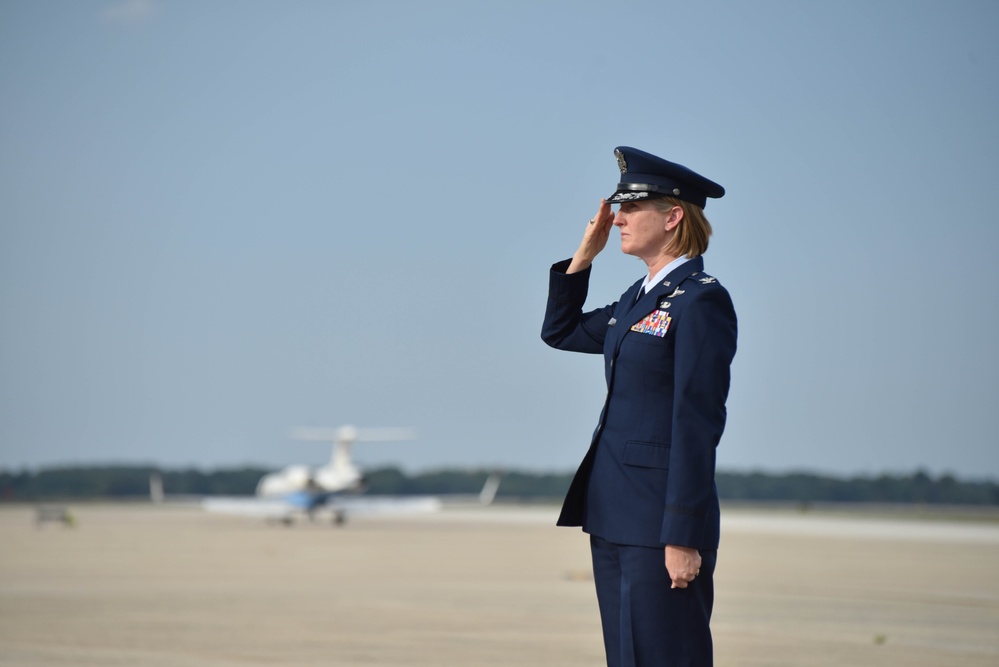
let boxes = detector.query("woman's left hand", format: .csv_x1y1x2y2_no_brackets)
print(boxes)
665,544,702,589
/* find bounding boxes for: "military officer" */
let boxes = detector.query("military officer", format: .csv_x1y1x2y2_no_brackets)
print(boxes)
541,146,737,666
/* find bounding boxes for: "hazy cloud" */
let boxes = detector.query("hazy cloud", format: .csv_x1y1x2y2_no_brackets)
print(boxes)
102,0,156,24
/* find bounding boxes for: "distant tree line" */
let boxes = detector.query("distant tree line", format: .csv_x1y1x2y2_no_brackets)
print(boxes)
715,470,999,505
1,466,997,505
0,466,266,501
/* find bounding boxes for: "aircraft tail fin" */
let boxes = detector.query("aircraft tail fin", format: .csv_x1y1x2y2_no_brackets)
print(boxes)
149,472,164,504
479,474,501,505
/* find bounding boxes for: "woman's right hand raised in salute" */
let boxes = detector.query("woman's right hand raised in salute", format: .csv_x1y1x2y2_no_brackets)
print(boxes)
567,198,614,274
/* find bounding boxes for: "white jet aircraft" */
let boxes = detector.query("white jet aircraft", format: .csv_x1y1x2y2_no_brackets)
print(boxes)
201,425,497,525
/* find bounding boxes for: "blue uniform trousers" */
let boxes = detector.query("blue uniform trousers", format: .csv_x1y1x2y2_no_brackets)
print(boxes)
590,536,716,666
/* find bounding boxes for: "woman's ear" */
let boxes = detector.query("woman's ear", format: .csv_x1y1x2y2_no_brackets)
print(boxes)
664,205,684,232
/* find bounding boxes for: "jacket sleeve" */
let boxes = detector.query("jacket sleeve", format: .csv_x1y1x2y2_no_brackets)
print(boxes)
541,259,614,355
661,286,738,547
541,259,614,354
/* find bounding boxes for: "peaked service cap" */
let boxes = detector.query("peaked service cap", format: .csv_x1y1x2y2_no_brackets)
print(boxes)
606,146,724,209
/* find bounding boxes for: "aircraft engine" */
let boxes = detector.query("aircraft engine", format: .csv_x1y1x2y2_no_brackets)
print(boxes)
256,464,313,497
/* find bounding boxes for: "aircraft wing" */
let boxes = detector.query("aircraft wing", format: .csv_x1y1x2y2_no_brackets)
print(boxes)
201,497,301,519
200,494,443,524
327,495,443,516
200,476,497,525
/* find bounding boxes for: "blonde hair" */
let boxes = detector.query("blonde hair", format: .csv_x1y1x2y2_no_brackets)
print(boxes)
653,197,713,258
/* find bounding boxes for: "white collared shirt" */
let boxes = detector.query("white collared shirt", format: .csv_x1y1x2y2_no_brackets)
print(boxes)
639,256,693,296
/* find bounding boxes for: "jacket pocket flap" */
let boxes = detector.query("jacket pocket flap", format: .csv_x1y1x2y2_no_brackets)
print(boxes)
622,441,671,469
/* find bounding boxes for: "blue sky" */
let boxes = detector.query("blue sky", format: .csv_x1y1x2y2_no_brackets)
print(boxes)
2,0,998,479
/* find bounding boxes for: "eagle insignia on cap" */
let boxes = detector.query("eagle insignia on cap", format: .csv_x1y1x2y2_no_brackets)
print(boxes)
615,149,627,174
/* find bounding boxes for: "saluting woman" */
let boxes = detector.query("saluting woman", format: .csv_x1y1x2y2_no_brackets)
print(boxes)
542,146,737,667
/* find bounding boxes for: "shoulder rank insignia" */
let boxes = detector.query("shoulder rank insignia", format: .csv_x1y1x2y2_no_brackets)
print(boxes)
698,276,717,284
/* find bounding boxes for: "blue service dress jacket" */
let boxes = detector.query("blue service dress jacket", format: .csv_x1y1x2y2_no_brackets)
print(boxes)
542,256,737,550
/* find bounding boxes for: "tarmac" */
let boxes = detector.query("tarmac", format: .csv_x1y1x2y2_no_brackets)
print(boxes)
1,502,998,666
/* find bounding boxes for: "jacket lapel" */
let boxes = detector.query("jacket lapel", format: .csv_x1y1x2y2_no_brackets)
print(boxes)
606,278,643,351
613,257,705,354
